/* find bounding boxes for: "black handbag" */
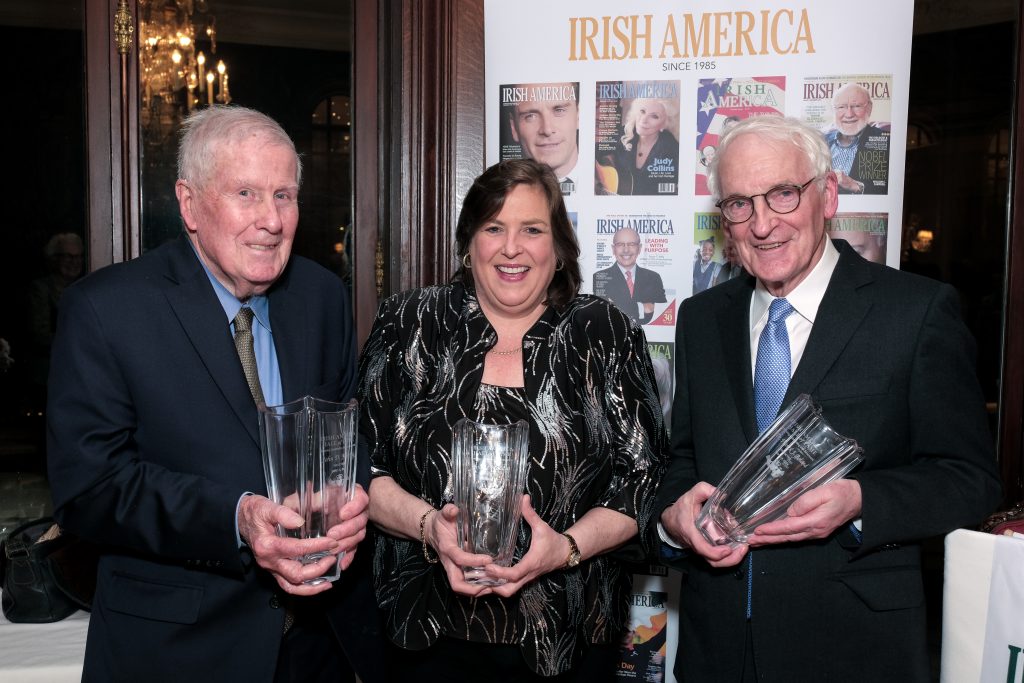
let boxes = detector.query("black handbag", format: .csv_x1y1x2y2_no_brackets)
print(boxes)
1,517,97,623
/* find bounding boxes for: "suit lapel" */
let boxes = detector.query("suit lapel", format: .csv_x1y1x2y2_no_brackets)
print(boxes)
162,238,261,446
717,279,758,444
637,267,657,298
786,244,873,403
612,267,629,298
268,272,308,402
635,268,648,291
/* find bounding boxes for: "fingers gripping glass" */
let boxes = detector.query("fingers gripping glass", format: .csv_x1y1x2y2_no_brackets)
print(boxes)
715,177,818,223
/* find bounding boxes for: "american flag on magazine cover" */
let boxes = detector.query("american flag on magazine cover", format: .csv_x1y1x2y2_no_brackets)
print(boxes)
694,76,786,195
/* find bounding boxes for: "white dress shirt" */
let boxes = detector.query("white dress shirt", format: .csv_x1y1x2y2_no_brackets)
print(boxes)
749,238,839,379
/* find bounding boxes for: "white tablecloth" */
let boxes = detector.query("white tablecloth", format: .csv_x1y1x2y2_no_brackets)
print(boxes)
0,607,88,682
941,528,1024,682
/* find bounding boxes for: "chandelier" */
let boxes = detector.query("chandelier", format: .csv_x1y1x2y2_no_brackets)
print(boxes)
138,0,232,139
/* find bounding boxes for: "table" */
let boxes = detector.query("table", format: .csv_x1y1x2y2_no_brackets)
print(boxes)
941,529,1024,682
0,607,88,682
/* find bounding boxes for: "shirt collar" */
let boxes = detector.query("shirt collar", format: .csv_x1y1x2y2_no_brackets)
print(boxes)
751,237,839,327
189,241,272,331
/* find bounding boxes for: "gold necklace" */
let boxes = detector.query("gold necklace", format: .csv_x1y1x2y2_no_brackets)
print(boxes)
488,346,522,356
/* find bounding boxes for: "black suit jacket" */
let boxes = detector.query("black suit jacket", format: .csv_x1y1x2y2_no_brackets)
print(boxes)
47,236,381,682
655,241,1000,682
593,265,666,324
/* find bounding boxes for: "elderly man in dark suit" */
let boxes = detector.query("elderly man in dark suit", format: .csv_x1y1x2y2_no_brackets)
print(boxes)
657,116,1000,682
592,227,667,324
47,106,382,683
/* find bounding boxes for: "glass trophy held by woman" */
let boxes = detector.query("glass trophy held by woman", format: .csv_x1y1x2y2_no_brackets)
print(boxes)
451,418,531,585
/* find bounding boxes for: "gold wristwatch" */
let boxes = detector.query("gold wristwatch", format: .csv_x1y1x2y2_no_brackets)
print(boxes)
562,532,581,568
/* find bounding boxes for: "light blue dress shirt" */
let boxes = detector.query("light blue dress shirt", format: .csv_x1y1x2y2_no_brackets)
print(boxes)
192,247,283,546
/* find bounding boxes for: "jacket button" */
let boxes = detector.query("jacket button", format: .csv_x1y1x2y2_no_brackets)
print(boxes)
269,595,281,609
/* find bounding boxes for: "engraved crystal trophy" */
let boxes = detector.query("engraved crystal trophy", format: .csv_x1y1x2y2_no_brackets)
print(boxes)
259,397,359,584
696,394,863,547
451,418,530,585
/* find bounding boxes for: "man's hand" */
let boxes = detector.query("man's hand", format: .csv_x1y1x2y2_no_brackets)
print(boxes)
326,484,369,571
748,479,862,545
835,171,864,194
237,494,340,596
660,482,747,568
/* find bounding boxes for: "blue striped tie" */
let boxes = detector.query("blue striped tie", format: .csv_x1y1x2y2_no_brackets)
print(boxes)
754,298,794,433
747,297,795,621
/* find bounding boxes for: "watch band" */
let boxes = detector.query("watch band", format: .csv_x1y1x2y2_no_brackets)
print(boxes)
562,532,581,568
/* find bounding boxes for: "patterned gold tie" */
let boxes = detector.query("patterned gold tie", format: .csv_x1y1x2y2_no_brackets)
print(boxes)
233,307,265,406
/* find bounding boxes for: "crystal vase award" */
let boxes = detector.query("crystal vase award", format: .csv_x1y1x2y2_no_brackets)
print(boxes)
451,418,530,585
696,394,864,547
258,397,359,584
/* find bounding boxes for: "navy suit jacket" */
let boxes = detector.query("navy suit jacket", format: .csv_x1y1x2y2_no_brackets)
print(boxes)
593,265,666,324
655,240,1000,682
47,236,380,682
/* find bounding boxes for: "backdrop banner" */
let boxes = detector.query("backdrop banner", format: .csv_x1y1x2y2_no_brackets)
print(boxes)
485,2,915,679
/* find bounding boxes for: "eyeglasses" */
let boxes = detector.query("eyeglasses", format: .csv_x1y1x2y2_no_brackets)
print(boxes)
613,241,640,249
715,178,818,223
834,103,869,113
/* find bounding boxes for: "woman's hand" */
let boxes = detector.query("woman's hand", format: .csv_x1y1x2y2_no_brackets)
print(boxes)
427,503,495,598
481,495,568,598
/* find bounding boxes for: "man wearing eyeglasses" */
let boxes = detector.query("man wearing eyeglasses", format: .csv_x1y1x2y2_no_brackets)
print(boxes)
656,116,999,682
826,84,890,194
592,227,666,324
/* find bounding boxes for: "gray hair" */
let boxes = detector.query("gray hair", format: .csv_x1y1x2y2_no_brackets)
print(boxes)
44,232,84,258
707,116,831,199
834,83,872,105
177,105,301,189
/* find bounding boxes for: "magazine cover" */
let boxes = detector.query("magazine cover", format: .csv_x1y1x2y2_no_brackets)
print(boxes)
595,80,681,196
499,81,581,195
647,341,674,429
691,212,728,296
694,76,786,195
828,212,888,264
617,589,669,682
592,213,677,327
803,75,892,195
